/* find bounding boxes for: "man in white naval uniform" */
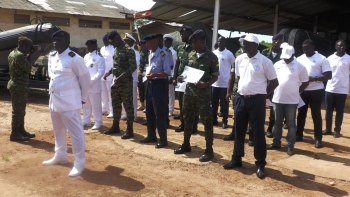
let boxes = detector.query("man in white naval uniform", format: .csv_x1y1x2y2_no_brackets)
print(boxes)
100,34,114,118
82,39,105,130
43,30,91,177
121,33,139,121
163,34,177,116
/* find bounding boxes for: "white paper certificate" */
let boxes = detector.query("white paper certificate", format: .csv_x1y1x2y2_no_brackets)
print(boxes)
143,65,152,82
175,82,188,92
181,66,205,83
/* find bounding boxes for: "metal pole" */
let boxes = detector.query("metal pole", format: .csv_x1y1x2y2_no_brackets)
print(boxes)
212,0,220,51
273,4,279,35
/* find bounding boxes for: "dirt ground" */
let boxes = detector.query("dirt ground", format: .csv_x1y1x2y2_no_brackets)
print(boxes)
0,86,350,197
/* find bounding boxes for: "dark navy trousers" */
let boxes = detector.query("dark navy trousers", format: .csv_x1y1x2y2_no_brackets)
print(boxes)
212,87,229,124
233,94,267,167
146,79,168,141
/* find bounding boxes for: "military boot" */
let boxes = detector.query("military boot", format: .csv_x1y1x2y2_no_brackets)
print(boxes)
104,120,121,135
10,123,29,142
199,142,214,162
174,137,191,154
19,123,35,138
121,123,134,139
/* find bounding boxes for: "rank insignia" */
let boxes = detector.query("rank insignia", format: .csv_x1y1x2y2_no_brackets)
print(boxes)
160,51,165,57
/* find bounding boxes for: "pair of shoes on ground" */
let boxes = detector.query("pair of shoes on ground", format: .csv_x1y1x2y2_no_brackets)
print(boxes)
42,156,84,177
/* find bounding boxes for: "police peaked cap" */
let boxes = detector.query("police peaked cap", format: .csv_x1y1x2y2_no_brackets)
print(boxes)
179,26,193,33
143,34,158,41
189,29,205,41
51,30,70,40
85,39,97,45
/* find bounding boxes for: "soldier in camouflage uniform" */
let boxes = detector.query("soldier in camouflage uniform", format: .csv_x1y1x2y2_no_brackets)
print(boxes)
103,31,137,140
7,36,36,141
174,30,219,162
137,40,149,110
261,33,283,137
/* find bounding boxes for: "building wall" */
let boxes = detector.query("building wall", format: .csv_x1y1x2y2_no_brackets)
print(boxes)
0,8,133,48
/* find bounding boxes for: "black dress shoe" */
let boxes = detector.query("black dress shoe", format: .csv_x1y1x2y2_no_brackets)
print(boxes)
199,150,214,162
121,132,134,139
156,141,168,148
287,147,294,155
174,144,191,154
296,136,303,142
222,123,228,129
334,132,340,138
248,140,254,146
223,133,235,141
223,160,242,169
140,136,157,143
175,125,184,132
10,134,29,142
104,128,120,135
141,121,148,125
266,130,273,138
173,115,181,119
21,131,36,138
315,140,323,148
322,130,332,135
256,166,265,179
266,143,281,150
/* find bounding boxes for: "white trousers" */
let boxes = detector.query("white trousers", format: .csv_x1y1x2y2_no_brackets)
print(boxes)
83,93,103,126
169,83,175,113
101,80,113,113
123,82,138,118
50,109,85,167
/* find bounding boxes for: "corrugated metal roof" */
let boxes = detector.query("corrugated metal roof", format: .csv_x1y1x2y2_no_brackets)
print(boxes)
143,0,350,35
0,0,132,19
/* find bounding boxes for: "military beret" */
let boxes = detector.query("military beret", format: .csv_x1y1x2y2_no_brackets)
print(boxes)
123,33,136,42
144,34,158,41
189,29,205,41
272,33,283,40
179,26,193,33
18,36,33,47
102,33,108,41
108,30,121,41
140,40,146,45
240,35,246,38
51,30,70,40
156,34,163,38
85,39,97,45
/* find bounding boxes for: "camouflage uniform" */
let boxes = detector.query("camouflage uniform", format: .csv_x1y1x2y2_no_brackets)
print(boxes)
138,50,149,103
261,47,282,132
109,44,137,124
183,48,219,144
7,49,31,136
177,43,198,127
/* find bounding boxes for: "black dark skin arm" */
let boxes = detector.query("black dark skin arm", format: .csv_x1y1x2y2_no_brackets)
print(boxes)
266,78,279,96
308,71,332,82
299,81,309,94
226,72,236,101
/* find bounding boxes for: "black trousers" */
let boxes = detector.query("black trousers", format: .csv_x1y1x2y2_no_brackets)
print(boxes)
325,91,347,133
297,89,323,140
233,94,267,167
212,87,229,124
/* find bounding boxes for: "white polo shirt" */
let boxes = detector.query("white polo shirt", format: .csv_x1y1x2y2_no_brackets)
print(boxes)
325,53,350,94
235,51,277,95
272,59,309,104
212,48,235,88
297,52,331,91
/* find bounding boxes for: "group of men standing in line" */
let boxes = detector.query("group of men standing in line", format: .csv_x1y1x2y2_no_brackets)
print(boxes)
7,25,350,179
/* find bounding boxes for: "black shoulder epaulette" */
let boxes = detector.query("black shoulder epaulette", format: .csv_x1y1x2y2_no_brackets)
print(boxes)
50,51,57,56
68,51,76,57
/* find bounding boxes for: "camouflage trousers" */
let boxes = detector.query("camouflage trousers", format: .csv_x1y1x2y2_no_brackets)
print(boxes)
111,81,134,124
183,93,213,143
138,75,145,103
7,81,28,132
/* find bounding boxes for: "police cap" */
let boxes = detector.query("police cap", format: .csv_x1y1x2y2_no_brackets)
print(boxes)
189,29,205,42
272,33,283,40
85,39,97,45
51,30,70,40
144,34,158,41
179,26,193,33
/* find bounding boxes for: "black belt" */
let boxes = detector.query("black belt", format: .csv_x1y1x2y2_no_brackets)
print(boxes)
148,78,167,83
239,94,258,98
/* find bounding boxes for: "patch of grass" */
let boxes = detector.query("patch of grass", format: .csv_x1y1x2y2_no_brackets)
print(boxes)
2,156,10,161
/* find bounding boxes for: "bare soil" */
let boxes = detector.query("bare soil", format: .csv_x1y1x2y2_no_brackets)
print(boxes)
0,86,349,197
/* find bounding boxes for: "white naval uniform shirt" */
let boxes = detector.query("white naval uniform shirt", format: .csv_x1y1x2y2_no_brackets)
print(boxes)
297,52,331,91
48,48,91,112
235,51,277,95
326,53,350,94
272,59,309,104
212,48,235,88
168,46,177,77
83,50,105,94
100,45,114,81
131,46,140,83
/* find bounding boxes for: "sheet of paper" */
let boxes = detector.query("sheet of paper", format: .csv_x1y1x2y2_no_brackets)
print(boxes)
266,99,274,107
145,66,151,75
175,82,187,92
181,66,205,83
297,96,305,108
142,76,147,83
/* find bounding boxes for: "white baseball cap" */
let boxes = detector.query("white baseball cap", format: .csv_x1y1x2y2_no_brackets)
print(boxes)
280,44,295,59
280,42,289,49
163,34,174,40
239,34,259,44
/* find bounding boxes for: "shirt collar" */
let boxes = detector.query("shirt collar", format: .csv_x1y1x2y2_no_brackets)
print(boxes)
58,47,70,57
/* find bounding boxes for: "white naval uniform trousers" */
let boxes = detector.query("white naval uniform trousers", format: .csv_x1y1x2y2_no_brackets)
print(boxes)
100,45,114,114
48,48,91,168
168,47,177,114
83,51,105,126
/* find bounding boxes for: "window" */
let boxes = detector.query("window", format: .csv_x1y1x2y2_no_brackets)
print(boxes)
43,16,70,26
79,19,102,28
109,22,130,30
14,14,30,24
